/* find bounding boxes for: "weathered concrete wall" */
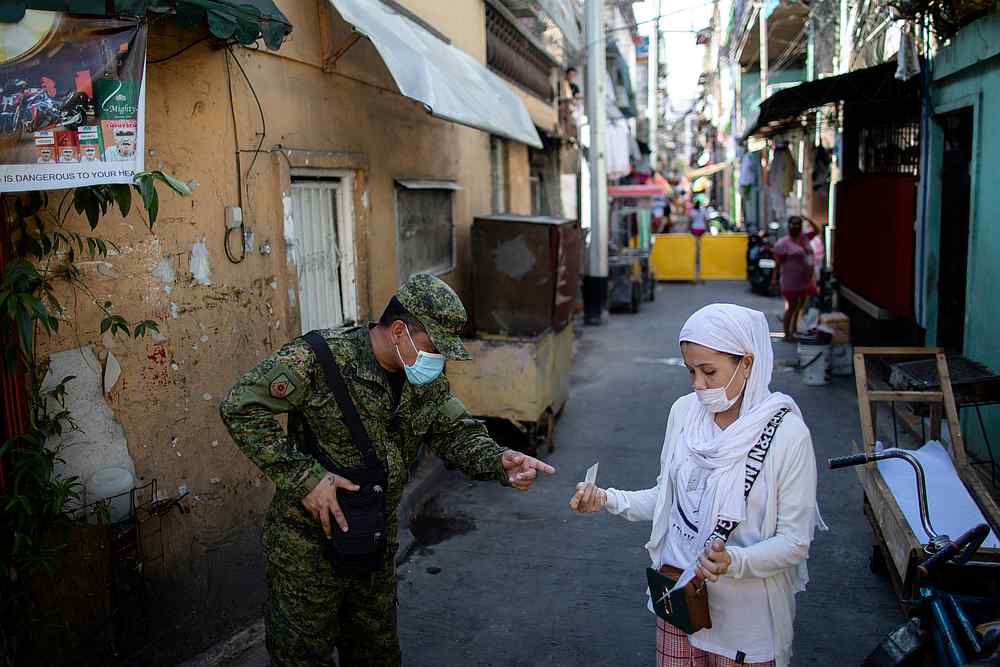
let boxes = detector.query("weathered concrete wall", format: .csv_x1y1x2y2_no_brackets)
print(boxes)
33,0,541,660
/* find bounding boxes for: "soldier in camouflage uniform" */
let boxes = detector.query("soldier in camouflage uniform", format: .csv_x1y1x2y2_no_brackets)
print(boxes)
220,273,556,667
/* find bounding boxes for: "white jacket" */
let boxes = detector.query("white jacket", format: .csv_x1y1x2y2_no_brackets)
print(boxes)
605,393,820,667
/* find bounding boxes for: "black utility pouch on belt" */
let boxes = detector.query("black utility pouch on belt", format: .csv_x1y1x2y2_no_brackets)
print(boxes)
299,331,388,573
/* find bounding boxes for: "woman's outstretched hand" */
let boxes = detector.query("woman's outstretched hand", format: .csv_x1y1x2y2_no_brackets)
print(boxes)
570,482,608,513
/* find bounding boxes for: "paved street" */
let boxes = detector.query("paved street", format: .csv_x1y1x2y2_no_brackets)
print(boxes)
396,280,901,666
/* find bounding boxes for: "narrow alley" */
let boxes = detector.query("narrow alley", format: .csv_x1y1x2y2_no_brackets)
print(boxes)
7,1,1000,665
396,281,899,666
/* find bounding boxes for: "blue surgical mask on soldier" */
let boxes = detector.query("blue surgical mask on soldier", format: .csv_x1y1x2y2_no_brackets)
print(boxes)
695,359,747,413
395,325,445,384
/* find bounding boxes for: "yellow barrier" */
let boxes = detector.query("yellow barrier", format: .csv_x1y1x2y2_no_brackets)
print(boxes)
651,232,748,281
701,233,748,280
651,234,696,281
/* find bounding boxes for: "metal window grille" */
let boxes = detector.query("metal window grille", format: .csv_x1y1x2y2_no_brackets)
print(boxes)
396,186,456,279
858,120,921,176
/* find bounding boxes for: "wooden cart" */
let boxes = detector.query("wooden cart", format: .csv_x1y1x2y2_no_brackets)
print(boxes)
852,347,1000,609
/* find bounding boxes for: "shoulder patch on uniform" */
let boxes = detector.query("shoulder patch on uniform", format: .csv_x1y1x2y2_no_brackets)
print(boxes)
269,374,296,399
440,396,469,420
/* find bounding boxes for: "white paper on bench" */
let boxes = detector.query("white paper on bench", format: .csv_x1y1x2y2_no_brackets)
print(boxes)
876,440,1000,548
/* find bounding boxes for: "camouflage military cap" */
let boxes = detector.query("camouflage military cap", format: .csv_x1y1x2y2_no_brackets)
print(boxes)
396,273,471,361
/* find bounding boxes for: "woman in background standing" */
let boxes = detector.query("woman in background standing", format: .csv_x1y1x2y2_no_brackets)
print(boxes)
771,216,814,341
805,219,824,284
690,200,707,283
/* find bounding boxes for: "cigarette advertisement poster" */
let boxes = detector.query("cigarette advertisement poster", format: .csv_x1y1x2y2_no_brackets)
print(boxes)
0,11,147,192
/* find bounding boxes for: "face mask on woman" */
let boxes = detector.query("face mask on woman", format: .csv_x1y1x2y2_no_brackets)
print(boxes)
395,324,445,385
695,358,748,413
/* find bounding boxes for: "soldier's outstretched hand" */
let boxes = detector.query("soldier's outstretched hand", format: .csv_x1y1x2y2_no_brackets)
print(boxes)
301,472,360,537
501,450,556,491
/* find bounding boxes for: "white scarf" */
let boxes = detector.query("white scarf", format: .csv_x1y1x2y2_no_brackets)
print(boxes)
670,304,804,590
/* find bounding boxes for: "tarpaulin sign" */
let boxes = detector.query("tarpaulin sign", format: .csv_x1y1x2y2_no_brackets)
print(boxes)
0,11,146,192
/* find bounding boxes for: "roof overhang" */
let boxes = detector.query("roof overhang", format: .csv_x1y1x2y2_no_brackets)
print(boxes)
745,62,921,139
2,0,292,49
737,1,808,68
329,0,543,148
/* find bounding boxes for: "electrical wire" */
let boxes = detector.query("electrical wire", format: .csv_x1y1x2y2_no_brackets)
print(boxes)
577,2,716,56
227,46,267,178
223,49,246,265
148,35,212,64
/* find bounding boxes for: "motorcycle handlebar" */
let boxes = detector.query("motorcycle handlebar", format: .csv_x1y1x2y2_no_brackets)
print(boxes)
917,524,991,577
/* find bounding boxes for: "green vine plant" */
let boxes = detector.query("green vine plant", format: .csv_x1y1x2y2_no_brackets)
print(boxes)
0,172,191,654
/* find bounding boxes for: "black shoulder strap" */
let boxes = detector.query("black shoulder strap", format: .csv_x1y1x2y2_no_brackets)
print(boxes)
301,331,382,473
706,407,791,546
742,407,790,501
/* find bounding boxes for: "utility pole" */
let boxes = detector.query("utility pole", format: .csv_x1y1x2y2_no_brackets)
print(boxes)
649,0,662,170
759,1,768,102
583,0,607,325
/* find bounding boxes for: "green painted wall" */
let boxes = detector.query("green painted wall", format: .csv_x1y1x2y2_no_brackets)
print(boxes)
919,12,1000,463
741,67,807,126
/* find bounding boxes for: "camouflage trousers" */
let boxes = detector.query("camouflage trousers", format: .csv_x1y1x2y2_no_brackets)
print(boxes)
264,502,401,667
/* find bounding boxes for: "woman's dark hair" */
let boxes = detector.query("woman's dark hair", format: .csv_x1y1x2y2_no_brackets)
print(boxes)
379,296,425,332
788,215,803,227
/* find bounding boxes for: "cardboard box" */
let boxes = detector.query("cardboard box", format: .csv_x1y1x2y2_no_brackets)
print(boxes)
820,312,851,344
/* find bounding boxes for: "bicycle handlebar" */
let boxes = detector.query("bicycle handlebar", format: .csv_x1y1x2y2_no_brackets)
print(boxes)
828,448,938,540
917,524,991,577
829,449,993,575
828,453,873,469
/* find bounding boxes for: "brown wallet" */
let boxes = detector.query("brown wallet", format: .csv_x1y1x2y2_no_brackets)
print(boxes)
659,564,712,632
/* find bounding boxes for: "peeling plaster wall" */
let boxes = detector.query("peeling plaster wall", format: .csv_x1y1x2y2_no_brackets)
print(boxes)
32,0,538,661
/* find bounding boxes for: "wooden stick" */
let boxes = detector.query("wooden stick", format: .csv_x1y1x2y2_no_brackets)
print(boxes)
867,391,944,403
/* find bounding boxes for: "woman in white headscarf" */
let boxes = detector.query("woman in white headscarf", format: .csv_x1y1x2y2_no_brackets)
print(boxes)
570,304,823,667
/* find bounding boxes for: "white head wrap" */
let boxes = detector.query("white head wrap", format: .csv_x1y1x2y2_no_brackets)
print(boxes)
670,303,805,589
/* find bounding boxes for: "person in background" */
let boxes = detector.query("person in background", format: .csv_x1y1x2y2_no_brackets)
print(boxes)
771,216,815,341
690,200,707,283
570,304,824,667
804,219,824,284
652,171,672,233
565,67,581,98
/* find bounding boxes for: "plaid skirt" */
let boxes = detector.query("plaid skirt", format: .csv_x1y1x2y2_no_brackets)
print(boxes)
656,618,775,667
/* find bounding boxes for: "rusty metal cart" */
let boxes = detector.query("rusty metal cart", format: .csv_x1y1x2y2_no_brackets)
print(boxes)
448,214,581,454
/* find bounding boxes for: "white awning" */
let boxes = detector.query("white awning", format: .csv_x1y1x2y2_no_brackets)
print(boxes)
329,0,543,149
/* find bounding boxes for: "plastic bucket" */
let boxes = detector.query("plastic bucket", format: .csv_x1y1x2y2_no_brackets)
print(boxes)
86,466,135,523
830,343,853,376
797,340,830,386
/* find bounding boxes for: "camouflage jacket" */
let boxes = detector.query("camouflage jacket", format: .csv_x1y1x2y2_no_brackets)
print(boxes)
219,325,508,513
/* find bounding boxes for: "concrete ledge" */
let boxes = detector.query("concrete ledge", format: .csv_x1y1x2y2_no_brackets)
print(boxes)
176,457,450,666
177,620,265,667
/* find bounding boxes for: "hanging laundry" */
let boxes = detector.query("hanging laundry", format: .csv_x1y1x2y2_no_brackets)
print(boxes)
896,23,921,81
605,119,631,180
769,144,797,196
739,152,757,187
812,145,831,192
767,144,796,223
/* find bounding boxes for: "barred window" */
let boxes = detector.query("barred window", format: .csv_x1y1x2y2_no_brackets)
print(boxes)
395,180,459,279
